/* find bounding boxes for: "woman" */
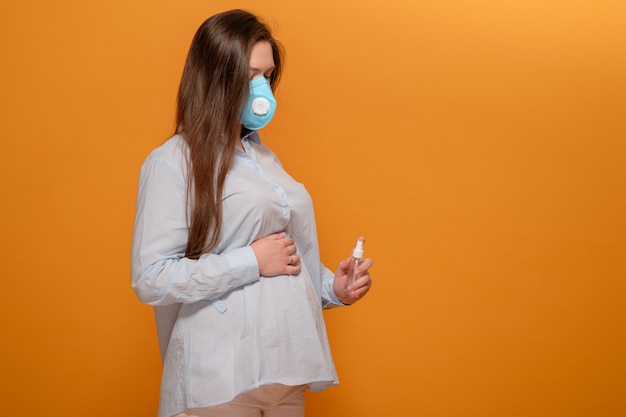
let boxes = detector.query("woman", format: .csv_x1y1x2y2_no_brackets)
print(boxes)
131,9,373,417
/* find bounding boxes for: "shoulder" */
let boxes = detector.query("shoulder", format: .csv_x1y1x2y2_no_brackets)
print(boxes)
140,134,188,181
147,134,188,163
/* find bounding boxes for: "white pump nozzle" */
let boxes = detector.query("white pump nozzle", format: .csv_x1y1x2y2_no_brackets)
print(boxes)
352,239,364,259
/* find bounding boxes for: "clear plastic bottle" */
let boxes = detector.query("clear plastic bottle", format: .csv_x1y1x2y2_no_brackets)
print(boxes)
344,238,365,294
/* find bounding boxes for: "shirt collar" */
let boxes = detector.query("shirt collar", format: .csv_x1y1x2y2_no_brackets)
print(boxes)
241,128,261,144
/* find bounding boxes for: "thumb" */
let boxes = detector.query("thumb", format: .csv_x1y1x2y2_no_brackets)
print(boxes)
338,257,351,274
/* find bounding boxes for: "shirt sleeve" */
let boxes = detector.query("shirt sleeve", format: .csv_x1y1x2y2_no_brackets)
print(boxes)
320,264,347,309
131,154,260,306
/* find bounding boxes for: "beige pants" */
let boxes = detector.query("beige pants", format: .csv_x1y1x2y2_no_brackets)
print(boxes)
175,384,306,417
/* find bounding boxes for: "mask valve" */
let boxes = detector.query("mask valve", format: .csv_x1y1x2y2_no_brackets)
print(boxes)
251,97,271,115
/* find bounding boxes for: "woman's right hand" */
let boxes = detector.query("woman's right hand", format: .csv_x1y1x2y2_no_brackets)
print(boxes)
251,232,301,277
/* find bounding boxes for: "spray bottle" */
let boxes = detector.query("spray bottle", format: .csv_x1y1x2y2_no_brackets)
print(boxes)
344,238,365,294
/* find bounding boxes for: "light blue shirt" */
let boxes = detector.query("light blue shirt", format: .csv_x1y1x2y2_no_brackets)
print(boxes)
131,131,343,417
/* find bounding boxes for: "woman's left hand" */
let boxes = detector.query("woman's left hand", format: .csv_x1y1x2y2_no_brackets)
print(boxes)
334,257,373,305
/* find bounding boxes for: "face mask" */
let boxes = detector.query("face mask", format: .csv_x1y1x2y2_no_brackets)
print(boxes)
239,77,277,130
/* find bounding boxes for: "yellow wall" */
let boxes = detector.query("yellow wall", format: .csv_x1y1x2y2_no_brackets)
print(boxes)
1,1,624,416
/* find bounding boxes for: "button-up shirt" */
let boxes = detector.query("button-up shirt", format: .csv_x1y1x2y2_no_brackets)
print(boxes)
131,131,342,417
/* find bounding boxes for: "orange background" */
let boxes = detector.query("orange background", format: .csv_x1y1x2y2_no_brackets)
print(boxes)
1,1,625,416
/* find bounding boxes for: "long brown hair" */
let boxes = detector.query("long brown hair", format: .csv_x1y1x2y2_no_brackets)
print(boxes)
176,10,283,259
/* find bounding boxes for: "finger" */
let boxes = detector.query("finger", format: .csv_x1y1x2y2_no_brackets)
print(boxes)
337,258,351,273
347,283,370,301
287,265,301,275
358,258,374,271
269,232,286,240
349,275,372,291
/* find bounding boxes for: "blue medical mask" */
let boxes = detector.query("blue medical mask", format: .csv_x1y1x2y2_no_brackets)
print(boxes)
239,77,277,130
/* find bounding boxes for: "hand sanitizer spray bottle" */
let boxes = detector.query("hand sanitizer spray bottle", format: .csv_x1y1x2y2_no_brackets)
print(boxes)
344,238,365,294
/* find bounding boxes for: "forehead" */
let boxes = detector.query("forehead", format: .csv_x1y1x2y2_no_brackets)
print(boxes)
249,41,274,71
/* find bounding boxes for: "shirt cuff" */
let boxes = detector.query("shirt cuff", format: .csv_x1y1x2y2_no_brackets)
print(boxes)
322,278,348,309
224,245,260,287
